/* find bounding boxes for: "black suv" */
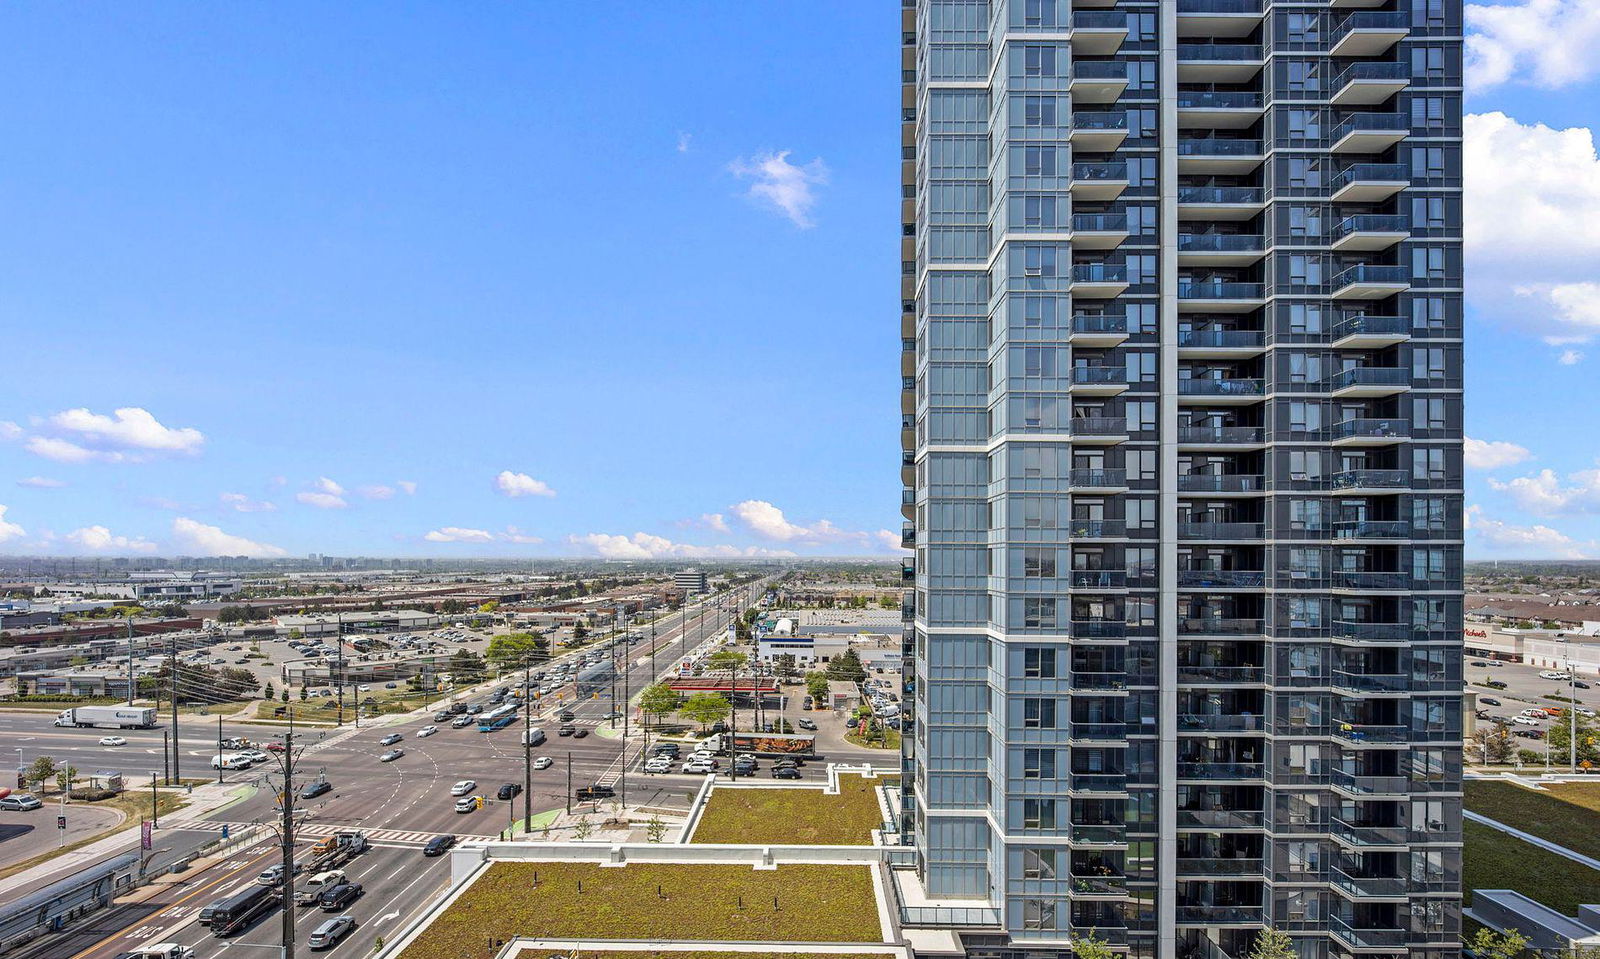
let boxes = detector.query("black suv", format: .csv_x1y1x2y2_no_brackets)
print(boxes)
318,882,363,911
423,834,457,857
497,783,522,800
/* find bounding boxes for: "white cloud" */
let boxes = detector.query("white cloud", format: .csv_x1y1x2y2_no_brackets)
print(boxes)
171,517,286,558
701,512,729,533
876,529,911,553
357,484,395,500
424,526,496,544
1464,437,1532,470
1466,0,1600,90
25,436,104,463
1517,282,1600,344
500,526,543,545
296,477,347,509
16,476,66,489
220,492,277,513
568,532,796,560
0,421,21,441
1490,467,1600,515
33,407,205,462
0,505,24,543
65,525,157,554
677,131,693,153
728,150,829,228
729,499,865,546
1560,348,1586,365
494,470,556,498
397,480,417,495
1466,505,1595,558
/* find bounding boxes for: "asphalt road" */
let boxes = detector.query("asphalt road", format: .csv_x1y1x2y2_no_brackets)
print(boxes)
4,584,769,959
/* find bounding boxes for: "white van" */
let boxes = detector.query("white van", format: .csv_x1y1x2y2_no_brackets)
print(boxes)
210,753,251,770
1540,670,1572,680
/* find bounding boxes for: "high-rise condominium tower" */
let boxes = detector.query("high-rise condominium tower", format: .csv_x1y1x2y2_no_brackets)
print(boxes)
899,2,1463,957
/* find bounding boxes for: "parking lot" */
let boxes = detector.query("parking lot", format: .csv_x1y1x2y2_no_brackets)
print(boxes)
1469,656,1600,740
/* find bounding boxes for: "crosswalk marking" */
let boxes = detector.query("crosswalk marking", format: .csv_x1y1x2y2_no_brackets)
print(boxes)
157,818,496,845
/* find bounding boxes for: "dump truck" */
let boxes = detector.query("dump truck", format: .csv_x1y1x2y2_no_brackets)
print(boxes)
54,706,158,729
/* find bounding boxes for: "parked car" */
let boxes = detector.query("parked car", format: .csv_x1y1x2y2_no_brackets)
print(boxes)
643,758,672,773
0,794,43,811
423,834,457,856
1481,697,1502,706
308,916,356,950
1513,715,1539,725
449,780,477,796
1578,681,1593,690
681,760,716,775
317,882,363,911
1484,680,1508,690
796,718,817,731
380,749,404,762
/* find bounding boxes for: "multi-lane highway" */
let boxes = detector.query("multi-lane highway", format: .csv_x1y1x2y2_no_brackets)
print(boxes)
1,584,768,959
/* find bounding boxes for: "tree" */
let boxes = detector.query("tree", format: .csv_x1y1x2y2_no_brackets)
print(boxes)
1472,722,1513,764
1467,928,1529,959
55,765,79,794
825,649,867,683
638,684,683,726
1246,927,1296,959
1547,712,1600,766
572,815,593,841
486,633,546,673
680,693,731,731
774,653,799,682
646,815,667,843
440,599,470,615
300,686,310,701
805,671,830,704
1072,934,1114,959
478,601,499,614
449,649,486,684
264,682,275,701
281,687,291,704
287,628,304,641
26,756,59,794
572,623,589,641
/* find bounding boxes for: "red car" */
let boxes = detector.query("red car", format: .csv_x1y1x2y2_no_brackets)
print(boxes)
264,742,287,752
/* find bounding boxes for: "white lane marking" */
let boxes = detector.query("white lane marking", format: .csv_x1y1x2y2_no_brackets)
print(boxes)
378,910,400,923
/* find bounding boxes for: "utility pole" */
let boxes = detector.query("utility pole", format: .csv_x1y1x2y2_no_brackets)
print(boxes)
276,729,299,959
565,752,572,815
162,729,171,785
216,716,225,784
126,615,135,705
168,635,180,783
522,652,532,835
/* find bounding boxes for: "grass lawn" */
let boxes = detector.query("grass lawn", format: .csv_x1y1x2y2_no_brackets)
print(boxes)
1466,780,1600,864
691,774,895,845
1463,820,1600,913
396,861,884,959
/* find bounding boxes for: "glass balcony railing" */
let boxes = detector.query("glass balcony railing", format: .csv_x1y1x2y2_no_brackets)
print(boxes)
1073,263,1129,284
1067,925,1130,946
1324,366,1409,391
1331,570,1408,590
1177,473,1264,492
1177,234,1265,254
1178,569,1265,588
1179,714,1265,732
1074,10,1129,29
1330,917,1408,949
1333,112,1408,138
1073,213,1129,233
1070,519,1127,537
1177,856,1265,876
1178,138,1263,156
1178,281,1265,299
1175,906,1265,926
1333,214,1409,239
1336,60,1409,88
1331,868,1408,898
1070,670,1128,689
1178,330,1264,350
1072,417,1128,436
1178,425,1263,444
1332,721,1410,743
1331,815,1407,844
1069,875,1128,896
1072,313,1127,335
1333,621,1409,643
1073,620,1128,639
1177,43,1262,61
1334,264,1409,291
1072,366,1126,385
1179,617,1265,635
1069,468,1128,488
1332,163,1409,190
1179,521,1265,539
1331,313,1408,340
1072,160,1128,183
1334,519,1410,539
1070,773,1127,793
1177,91,1264,110
1178,186,1263,205
1177,665,1264,684
1327,418,1408,441
1177,762,1265,780
1070,824,1127,844
1177,0,1263,11
1175,809,1263,829
898,904,1004,928
1332,10,1409,42
1073,60,1129,81
1073,112,1129,132
1330,468,1409,490
1178,378,1265,396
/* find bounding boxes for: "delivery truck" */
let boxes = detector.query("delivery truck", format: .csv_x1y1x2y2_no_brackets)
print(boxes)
54,706,158,729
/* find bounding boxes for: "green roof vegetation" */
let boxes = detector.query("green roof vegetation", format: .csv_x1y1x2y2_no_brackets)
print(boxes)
397,861,883,959
1464,820,1600,914
566,952,894,959
691,775,897,845
1467,780,1600,864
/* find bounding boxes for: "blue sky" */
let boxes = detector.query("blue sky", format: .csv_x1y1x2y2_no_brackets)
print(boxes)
0,2,1598,560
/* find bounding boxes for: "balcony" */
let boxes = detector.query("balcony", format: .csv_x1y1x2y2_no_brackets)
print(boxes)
1332,313,1409,348
1177,569,1265,589
1178,280,1266,311
1177,473,1264,494
1180,617,1265,636
1331,869,1409,900
1330,11,1409,57
1331,570,1408,591
1332,621,1409,645
1069,570,1128,589
1070,312,1129,347
1072,10,1129,55
1069,111,1129,152
1328,417,1409,446
1177,665,1264,685
1072,620,1128,640
1333,264,1409,300
1176,809,1263,829
1331,818,1408,852
1179,521,1264,540
1069,366,1130,396
1072,263,1129,297
1331,469,1409,493
1335,519,1410,540
1177,186,1265,220
1070,59,1128,104
1068,874,1129,897
1177,425,1265,448
1326,365,1410,398
1331,214,1410,253
1070,519,1128,539
1072,213,1130,250
1177,138,1265,174
1176,43,1264,84
1071,418,1129,444
1331,163,1410,203
1178,328,1267,359
1176,0,1263,37
1330,918,1408,950
1332,61,1410,107
1176,906,1265,926
1176,233,1266,266
1071,161,1129,201
1068,773,1128,795
1177,377,1264,404
900,524,915,550
1331,672,1411,697
1177,762,1264,781
1329,771,1410,800
1332,112,1409,154
1070,824,1128,846
1069,467,1129,492
1177,856,1265,876
1177,90,1265,129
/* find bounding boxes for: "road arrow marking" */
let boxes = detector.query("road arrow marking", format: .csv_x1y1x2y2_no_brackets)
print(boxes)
378,910,400,923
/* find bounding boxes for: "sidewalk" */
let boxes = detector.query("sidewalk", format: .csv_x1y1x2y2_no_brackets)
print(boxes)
0,779,248,899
